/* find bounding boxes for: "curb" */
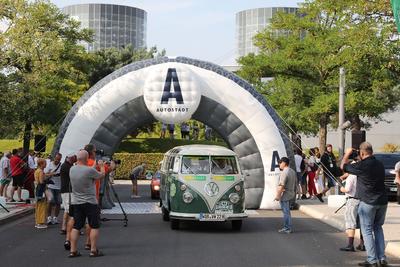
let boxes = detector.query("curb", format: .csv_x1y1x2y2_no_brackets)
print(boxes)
0,206,35,226
298,204,400,259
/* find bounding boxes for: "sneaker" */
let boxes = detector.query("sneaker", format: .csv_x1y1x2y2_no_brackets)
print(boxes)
52,217,59,224
357,261,378,267
356,244,366,251
301,194,307,199
379,260,388,267
278,228,292,234
47,216,53,225
316,193,324,203
339,245,355,252
36,224,48,229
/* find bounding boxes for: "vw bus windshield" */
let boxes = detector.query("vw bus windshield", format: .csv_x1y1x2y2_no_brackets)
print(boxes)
181,156,210,174
211,156,239,174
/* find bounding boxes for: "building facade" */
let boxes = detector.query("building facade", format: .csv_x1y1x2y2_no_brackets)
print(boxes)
236,7,298,58
62,4,147,51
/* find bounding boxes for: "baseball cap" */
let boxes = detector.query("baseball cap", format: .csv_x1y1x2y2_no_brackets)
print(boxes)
390,161,400,174
278,157,290,164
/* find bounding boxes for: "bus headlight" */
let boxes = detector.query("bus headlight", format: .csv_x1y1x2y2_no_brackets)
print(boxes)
229,193,240,204
183,192,193,203
234,185,241,192
180,184,187,191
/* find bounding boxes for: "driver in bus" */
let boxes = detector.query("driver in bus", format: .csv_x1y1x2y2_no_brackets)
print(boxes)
212,158,233,174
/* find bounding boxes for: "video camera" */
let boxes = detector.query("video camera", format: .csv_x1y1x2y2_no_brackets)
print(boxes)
349,149,359,160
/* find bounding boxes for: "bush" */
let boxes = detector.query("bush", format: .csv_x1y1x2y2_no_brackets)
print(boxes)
381,143,399,153
113,153,164,179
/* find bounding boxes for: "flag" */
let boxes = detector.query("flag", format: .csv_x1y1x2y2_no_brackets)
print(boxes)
391,0,400,32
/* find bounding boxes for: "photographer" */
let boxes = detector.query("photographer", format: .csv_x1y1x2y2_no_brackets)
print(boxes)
341,142,388,267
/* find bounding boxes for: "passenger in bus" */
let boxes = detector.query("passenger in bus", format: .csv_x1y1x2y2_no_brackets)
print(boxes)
212,159,233,174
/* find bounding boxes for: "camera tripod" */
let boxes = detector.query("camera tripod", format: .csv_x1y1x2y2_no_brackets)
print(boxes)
99,176,128,227
0,203,9,213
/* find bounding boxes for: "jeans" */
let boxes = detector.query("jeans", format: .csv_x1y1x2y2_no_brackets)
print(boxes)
280,200,292,230
358,201,387,264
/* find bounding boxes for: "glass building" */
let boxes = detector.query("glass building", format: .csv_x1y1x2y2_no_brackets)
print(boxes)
236,7,298,58
62,4,147,51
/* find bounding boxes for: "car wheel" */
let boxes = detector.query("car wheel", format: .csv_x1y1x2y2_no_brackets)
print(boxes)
170,219,179,230
232,220,242,231
162,206,170,221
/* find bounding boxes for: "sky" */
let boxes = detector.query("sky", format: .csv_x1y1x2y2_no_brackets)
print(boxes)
51,0,303,65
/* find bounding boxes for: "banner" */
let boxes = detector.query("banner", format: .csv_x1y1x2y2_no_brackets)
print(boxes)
391,0,400,32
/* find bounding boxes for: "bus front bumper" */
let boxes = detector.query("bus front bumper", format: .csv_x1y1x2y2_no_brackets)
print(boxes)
169,212,248,221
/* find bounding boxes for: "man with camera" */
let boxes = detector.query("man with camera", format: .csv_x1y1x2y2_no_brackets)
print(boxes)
341,142,388,267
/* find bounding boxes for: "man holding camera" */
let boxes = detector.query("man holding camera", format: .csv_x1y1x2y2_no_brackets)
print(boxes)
341,142,388,267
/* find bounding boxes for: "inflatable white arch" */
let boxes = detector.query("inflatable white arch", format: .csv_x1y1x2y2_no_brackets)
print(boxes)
53,57,294,209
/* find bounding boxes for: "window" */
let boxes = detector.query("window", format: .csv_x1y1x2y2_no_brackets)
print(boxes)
211,156,238,174
181,156,210,174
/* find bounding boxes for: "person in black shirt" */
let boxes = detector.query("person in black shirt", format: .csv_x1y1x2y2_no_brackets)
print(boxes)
316,144,338,202
341,142,388,267
60,154,77,250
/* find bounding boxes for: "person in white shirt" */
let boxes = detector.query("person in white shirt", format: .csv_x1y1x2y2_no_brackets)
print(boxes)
390,161,400,205
0,152,12,200
339,161,365,252
45,153,62,225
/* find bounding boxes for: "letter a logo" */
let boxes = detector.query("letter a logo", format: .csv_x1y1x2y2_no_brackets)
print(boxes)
161,68,184,104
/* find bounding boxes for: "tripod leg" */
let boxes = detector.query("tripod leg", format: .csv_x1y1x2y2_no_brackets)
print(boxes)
109,182,128,226
0,203,10,212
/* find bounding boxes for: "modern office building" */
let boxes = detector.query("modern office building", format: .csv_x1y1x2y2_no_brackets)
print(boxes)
236,7,298,58
62,3,147,51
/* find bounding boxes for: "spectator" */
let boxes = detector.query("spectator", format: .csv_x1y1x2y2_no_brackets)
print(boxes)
316,144,338,202
45,153,62,225
192,122,199,140
390,161,400,205
0,152,12,201
10,148,26,202
341,142,388,267
274,157,296,234
294,149,306,199
205,125,212,140
339,167,365,252
34,158,48,229
130,163,146,198
60,154,77,250
69,150,105,258
306,148,318,199
160,123,167,139
168,124,175,139
24,150,36,198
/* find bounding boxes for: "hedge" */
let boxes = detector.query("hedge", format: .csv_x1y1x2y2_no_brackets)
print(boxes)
113,153,164,179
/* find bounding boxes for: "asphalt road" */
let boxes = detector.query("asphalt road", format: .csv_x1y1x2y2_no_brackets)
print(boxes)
1,184,399,267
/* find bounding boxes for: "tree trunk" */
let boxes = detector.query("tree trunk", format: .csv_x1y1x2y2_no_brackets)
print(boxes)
352,115,362,131
23,123,32,154
319,116,328,154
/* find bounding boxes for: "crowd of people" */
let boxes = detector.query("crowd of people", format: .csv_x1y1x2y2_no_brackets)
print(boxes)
160,122,209,140
275,142,398,267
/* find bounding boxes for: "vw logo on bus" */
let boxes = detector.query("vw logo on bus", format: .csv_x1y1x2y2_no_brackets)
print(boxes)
204,182,219,197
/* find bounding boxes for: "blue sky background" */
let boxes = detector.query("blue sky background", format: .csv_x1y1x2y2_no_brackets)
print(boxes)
52,0,303,65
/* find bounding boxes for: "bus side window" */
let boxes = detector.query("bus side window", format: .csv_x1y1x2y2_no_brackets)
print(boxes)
173,157,180,173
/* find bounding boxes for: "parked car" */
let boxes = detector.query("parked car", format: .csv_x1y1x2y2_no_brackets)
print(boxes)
150,171,161,199
374,153,400,200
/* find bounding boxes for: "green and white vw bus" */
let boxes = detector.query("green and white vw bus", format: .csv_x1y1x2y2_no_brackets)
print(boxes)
160,145,247,230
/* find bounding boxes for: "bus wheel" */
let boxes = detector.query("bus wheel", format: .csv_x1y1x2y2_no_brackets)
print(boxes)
232,220,242,231
170,219,180,230
162,206,170,221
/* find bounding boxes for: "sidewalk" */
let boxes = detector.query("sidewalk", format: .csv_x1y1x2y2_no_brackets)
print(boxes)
0,202,34,226
298,197,400,259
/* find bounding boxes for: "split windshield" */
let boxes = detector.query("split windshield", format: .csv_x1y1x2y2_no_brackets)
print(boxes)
211,156,238,174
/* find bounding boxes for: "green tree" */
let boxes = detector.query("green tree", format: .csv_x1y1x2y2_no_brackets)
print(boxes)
0,0,92,151
238,0,400,151
88,45,165,87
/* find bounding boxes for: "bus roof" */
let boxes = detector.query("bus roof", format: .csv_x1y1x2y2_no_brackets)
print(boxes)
165,145,236,156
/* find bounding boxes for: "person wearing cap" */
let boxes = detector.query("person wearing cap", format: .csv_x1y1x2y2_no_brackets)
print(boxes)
391,161,400,204
274,157,296,234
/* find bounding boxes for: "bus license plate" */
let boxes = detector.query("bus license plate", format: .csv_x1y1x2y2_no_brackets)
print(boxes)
199,213,225,221
390,187,397,192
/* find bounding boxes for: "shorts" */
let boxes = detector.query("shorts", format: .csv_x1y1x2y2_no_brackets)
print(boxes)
61,193,71,212
344,198,360,229
47,188,61,205
12,174,25,187
72,203,100,230
0,178,11,185
130,174,138,181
